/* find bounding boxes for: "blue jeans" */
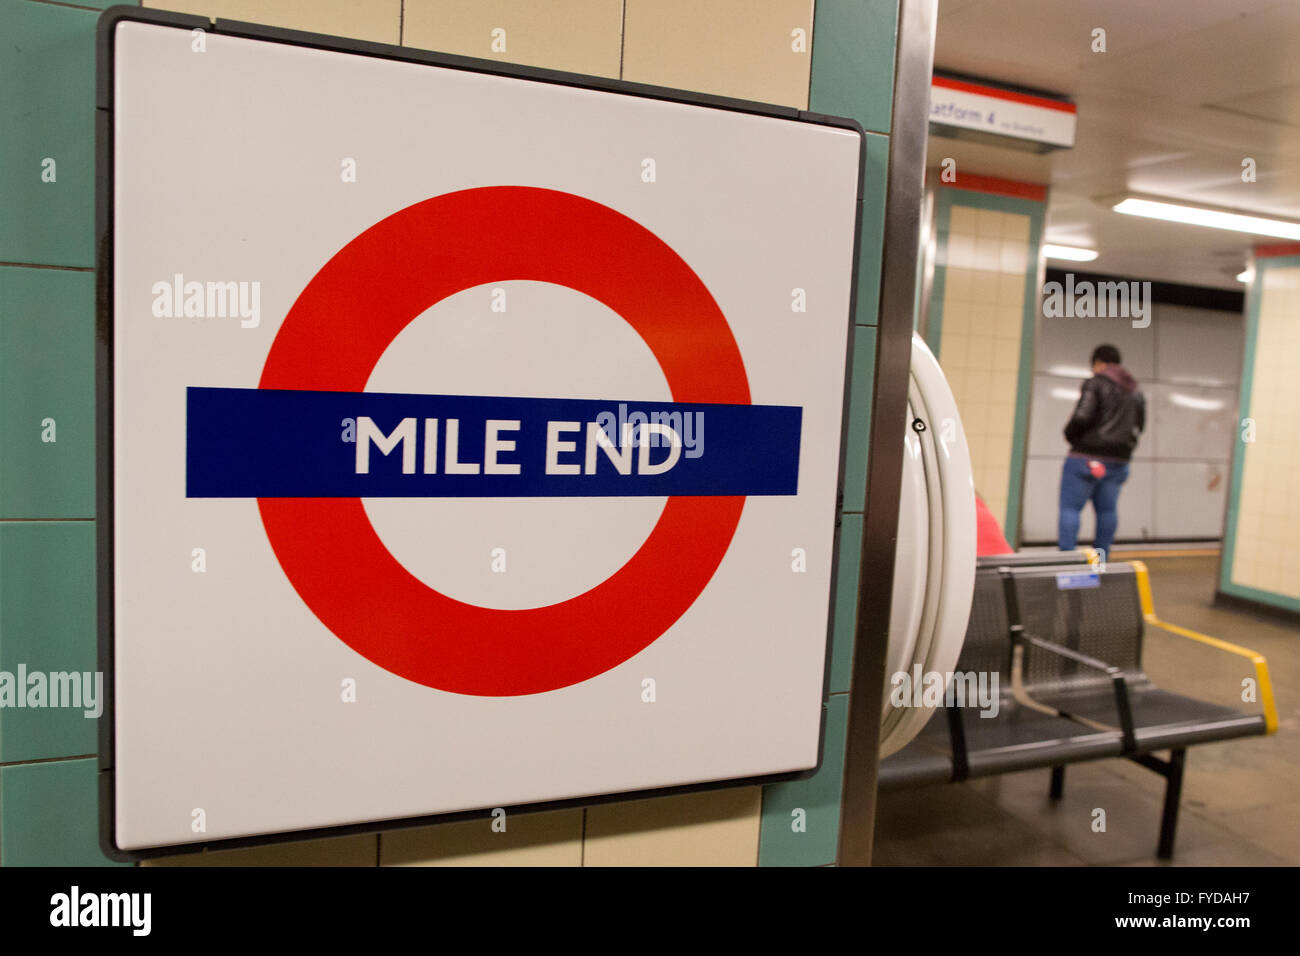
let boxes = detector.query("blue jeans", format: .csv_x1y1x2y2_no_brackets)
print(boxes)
1058,457,1130,558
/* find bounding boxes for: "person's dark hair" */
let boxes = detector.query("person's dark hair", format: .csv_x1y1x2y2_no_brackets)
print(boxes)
1091,344,1121,366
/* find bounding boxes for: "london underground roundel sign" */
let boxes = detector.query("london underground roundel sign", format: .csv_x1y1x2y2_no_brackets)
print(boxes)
105,12,866,856
257,186,749,696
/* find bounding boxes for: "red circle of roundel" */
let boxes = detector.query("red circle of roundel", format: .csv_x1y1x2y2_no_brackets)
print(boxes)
257,186,750,697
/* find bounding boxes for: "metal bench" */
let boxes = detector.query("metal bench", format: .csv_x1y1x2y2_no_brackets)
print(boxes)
878,557,1277,859
880,554,1125,791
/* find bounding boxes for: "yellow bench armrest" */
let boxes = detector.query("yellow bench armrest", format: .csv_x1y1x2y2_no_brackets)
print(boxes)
1129,560,1278,735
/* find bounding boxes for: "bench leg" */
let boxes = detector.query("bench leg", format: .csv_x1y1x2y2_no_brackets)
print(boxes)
1049,766,1065,800
1157,749,1187,861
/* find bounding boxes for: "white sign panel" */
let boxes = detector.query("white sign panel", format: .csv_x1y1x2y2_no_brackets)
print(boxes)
929,76,1076,150
101,12,864,854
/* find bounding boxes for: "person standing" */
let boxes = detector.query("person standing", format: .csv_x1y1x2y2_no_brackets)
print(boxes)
1058,344,1145,559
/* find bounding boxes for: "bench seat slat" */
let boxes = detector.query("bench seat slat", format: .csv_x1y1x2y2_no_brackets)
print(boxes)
1033,687,1267,750
960,705,1124,776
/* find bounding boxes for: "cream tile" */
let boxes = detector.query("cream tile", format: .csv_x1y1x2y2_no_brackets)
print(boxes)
947,232,976,269
1230,263,1300,600
941,331,969,369
999,241,1028,274
962,403,988,437
996,307,1024,338
949,206,978,236
974,235,1000,272
945,267,973,304
403,0,622,77
380,808,583,866
142,833,377,866
944,306,972,338
1002,214,1031,243
988,496,1009,527
622,0,814,108
992,379,1019,407
992,344,1018,373
961,367,990,397
998,272,1024,302
966,336,993,370
583,787,762,866
144,0,401,43
972,272,999,303
988,403,1015,440
976,208,1002,237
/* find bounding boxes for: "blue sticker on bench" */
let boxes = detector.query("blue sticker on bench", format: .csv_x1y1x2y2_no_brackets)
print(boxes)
1056,571,1100,590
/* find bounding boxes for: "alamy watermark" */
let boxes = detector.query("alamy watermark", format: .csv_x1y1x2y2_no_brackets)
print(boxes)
151,273,261,328
1042,273,1151,329
593,404,704,459
890,666,999,718
0,665,103,718
50,886,150,936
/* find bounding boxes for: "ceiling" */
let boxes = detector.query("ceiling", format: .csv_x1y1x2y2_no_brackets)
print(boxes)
930,0,1300,290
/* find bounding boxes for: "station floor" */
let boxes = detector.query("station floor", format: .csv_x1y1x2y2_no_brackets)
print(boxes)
872,554,1300,866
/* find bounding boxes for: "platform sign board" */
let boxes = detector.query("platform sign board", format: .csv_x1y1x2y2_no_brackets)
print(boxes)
929,75,1076,153
98,9,866,855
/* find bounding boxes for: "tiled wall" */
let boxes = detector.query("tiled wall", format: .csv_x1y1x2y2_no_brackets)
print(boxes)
923,181,1044,542
1221,251,1300,613
156,0,402,42
0,0,901,866
0,0,124,867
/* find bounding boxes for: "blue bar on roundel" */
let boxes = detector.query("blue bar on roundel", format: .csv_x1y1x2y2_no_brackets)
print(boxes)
185,386,802,498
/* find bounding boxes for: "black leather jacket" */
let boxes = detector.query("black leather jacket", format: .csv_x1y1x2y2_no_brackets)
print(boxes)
1064,367,1145,461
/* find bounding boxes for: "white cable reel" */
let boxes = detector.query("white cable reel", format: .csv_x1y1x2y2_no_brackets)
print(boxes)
879,333,977,758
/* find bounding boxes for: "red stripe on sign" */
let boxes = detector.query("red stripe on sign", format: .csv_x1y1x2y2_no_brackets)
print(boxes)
1255,243,1300,259
938,172,1047,202
932,75,1077,114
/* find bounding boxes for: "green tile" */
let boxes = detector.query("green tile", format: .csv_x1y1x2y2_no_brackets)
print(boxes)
809,0,899,135
828,513,862,695
0,758,125,866
0,0,101,267
0,266,95,518
0,522,99,763
758,693,849,866
842,326,876,514
854,133,889,326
